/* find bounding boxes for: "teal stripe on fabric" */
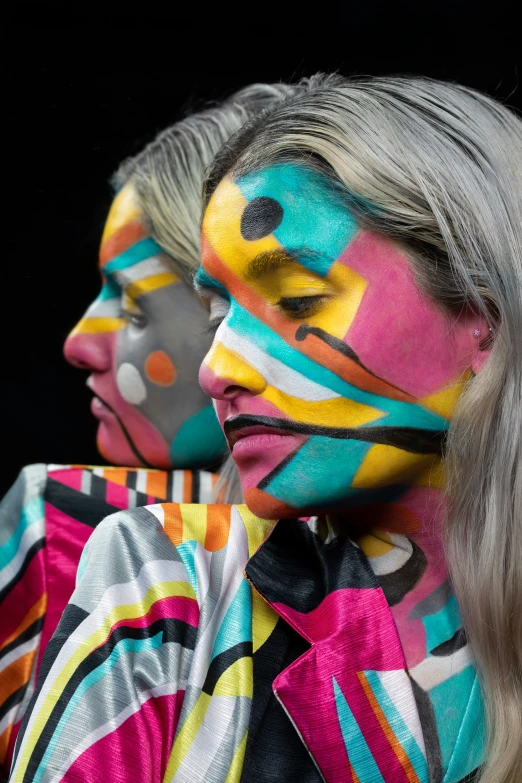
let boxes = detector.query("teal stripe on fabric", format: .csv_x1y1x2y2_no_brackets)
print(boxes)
422,594,461,655
333,676,385,782
0,497,44,570
363,670,428,783
210,577,252,661
33,632,164,783
430,666,485,782
175,540,199,601
237,164,358,276
227,303,448,432
104,238,163,275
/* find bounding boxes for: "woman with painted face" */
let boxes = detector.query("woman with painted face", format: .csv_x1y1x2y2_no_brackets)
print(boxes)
10,76,522,783
0,83,295,777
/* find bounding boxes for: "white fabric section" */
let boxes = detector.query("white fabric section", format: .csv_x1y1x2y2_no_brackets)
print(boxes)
170,695,238,782
136,471,148,495
409,645,472,691
0,633,40,674
80,470,92,496
368,536,413,576
127,489,137,508
173,472,185,502
198,472,214,503
218,322,340,402
92,468,105,478
187,506,249,690
25,557,191,724
115,255,172,285
0,521,44,591
116,363,147,405
48,677,187,783
47,465,70,472
377,670,426,753
148,504,165,527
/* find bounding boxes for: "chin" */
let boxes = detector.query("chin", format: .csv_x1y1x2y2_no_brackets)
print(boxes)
96,429,143,467
243,487,303,520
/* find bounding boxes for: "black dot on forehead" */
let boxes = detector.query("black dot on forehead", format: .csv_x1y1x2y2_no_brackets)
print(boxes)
240,197,284,241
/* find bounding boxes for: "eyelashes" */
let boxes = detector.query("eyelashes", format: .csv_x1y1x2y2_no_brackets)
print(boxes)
276,295,327,318
204,317,225,335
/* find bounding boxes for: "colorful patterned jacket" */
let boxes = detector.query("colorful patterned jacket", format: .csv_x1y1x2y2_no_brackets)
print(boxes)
10,500,485,782
0,465,217,775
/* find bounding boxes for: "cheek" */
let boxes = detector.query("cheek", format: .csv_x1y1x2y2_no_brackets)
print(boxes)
116,362,148,405
145,350,177,386
340,234,461,398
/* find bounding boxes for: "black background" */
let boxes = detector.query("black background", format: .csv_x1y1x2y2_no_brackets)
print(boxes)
2,9,520,497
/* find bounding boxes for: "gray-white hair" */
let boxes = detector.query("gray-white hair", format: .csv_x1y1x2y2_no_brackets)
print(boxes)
114,83,297,283
204,73,522,783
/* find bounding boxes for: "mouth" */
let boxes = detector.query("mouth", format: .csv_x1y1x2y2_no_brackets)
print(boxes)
224,414,299,452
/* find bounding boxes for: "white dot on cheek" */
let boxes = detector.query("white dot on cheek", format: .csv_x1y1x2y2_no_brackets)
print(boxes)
116,363,147,405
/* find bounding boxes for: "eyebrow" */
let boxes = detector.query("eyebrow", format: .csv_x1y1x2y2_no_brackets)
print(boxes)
246,247,333,280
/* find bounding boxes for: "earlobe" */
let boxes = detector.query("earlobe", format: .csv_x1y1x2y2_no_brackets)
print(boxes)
471,326,493,374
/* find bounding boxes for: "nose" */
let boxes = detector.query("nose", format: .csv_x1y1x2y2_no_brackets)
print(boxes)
199,342,267,401
63,319,112,371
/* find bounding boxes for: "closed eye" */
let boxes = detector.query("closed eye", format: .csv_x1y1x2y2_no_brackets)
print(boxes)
276,295,327,319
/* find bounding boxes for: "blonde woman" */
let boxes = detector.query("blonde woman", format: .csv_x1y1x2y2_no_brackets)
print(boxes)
10,75,521,783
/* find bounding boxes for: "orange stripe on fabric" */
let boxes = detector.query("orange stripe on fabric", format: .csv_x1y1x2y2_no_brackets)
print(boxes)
182,472,193,504
102,468,129,488
349,764,361,783
162,504,184,547
0,725,10,768
99,219,146,268
146,471,168,500
0,594,46,652
201,237,415,404
0,651,36,703
356,672,421,783
204,505,232,552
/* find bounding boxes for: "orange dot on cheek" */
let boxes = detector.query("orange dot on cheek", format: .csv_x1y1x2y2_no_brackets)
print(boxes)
145,350,177,386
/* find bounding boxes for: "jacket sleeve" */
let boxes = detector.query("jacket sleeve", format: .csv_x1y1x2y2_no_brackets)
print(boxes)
9,505,198,783
0,465,47,777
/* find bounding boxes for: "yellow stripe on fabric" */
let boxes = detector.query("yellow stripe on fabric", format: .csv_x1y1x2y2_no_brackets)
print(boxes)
251,589,279,654
223,729,248,783
164,691,212,779
180,504,208,545
236,506,275,559
213,654,253,698
202,177,280,276
356,532,394,558
69,317,126,335
262,385,382,428
16,579,196,776
356,672,421,783
126,271,180,298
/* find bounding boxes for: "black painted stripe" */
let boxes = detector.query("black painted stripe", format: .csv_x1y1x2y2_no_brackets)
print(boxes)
225,415,446,455
202,641,252,695
431,627,467,656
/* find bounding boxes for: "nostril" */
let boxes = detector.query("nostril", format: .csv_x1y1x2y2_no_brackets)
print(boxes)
223,385,247,399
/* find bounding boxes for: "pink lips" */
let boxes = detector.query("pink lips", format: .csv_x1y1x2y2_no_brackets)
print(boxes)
230,425,296,457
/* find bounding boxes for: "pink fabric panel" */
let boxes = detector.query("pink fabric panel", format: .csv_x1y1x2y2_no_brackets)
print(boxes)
60,691,185,783
0,548,46,646
47,470,83,492
38,504,93,675
105,482,129,509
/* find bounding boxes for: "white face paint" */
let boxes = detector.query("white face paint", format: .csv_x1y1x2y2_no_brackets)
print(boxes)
116,362,148,405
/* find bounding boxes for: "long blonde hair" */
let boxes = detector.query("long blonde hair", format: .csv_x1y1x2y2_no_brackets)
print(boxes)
204,74,522,782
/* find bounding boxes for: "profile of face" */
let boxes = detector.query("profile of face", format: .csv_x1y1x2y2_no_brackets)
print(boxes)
198,164,488,518
64,184,226,469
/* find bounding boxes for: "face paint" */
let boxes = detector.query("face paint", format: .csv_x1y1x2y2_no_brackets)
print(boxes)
198,164,483,518
64,184,226,469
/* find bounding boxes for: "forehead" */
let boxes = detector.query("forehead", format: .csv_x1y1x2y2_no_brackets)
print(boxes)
99,183,148,269
201,164,358,280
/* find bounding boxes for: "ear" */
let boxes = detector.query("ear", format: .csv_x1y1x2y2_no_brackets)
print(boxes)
452,307,493,375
